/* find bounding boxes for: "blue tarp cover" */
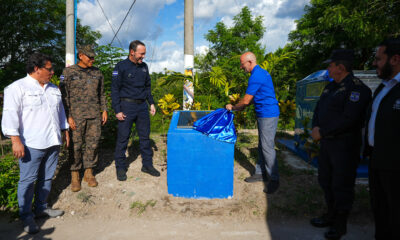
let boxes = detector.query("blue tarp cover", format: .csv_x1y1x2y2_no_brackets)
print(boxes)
193,108,237,144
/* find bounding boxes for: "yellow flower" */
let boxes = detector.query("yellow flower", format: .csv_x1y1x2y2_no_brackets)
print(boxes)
158,94,180,116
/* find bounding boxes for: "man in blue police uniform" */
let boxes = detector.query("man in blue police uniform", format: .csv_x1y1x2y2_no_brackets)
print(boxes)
225,52,280,194
111,40,159,181
310,49,371,240
365,37,400,240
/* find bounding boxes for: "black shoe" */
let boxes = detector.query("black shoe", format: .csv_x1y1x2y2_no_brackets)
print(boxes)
116,168,127,181
310,214,334,228
141,165,160,177
22,217,39,234
263,180,279,194
324,211,348,239
324,226,346,240
244,174,267,183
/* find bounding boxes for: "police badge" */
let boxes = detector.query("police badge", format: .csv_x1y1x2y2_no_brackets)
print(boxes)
349,91,360,102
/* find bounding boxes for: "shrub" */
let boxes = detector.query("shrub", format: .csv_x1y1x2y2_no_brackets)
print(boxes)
0,153,19,211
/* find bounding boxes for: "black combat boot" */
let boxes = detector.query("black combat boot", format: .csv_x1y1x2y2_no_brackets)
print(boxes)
324,210,348,240
310,206,335,228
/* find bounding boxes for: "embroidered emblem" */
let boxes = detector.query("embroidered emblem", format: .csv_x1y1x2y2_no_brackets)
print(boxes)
128,73,132,78
323,89,329,94
60,75,64,82
349,91,360,102
393,98,400,110
112,71,118,76
142,68,147,73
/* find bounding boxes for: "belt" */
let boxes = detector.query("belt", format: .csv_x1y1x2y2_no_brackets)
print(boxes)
121,98,145,104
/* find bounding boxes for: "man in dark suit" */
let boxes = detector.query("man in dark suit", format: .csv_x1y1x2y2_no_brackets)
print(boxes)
365,37,400,240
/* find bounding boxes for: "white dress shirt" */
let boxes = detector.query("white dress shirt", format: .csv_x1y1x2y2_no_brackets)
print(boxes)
1,74,69,149
368,72,400,146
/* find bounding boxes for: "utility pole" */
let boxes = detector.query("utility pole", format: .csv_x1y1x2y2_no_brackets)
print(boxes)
183,0,194,110
66,0,75,67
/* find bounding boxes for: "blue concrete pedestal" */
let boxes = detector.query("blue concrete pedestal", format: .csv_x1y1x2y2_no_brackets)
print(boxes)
167,111,235,199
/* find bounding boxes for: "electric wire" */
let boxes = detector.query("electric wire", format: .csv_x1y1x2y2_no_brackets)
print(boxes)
110,0,137,46
96,0,123,48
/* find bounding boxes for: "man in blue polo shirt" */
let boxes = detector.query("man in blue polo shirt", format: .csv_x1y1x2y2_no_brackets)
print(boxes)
226,52,280,194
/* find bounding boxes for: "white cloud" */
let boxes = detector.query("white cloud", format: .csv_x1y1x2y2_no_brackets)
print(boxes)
221,16,234,28
194,0,310,53
78,0,173,48
146,41,184,73
248,0,309,52
195,45,209,55
194,0,242,19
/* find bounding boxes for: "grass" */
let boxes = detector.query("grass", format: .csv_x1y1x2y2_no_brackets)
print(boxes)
77,192,95,205
130,200,157,215
233,132,372,221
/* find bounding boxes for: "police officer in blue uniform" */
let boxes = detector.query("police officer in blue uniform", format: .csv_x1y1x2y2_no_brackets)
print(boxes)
111,40,159,181
310,49,372,240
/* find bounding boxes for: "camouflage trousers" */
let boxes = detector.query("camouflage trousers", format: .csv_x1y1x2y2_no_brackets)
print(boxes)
69,118,101,171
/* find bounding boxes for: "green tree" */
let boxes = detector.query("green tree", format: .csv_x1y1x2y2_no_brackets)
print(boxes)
201,6,266,96
0,0,101,89
260,47,296,101
288,0,400,77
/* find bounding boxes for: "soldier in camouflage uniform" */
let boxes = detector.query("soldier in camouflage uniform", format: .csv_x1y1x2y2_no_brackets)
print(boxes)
60,45,108,192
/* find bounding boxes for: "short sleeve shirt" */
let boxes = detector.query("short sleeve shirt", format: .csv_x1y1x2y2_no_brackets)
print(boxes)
246,65,280,118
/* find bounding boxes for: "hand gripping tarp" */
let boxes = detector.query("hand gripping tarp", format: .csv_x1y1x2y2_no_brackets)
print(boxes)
193,108,237,144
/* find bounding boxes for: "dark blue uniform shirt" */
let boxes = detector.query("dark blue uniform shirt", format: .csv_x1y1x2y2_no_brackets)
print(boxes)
111,58,154,113
312,73,372,139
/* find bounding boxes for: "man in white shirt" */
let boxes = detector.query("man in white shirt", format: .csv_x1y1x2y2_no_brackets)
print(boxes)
1,52,69,234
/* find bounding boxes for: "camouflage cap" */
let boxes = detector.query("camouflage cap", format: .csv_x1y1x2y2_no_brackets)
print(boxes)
78,45,96,58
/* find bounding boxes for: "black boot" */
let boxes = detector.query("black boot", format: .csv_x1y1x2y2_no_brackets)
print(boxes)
310,214,334,228
324,210,348,240
310,206,334,228
141,165,160,177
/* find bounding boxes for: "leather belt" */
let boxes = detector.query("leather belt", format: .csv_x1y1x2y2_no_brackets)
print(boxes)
121,98,145,104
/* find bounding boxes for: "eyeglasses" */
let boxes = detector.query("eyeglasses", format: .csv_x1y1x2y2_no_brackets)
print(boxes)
42,66,54,72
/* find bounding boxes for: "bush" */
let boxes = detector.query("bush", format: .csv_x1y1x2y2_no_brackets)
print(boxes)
195,95,224,110
0,153,19,211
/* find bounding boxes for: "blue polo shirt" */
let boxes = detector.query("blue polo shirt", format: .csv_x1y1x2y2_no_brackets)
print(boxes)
245,65,280,118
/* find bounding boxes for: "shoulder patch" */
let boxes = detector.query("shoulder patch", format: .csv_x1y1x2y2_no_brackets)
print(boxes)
393,98,400,110
352,77,363,85
112,71,118,76
60,75,64,82
349,91,360,102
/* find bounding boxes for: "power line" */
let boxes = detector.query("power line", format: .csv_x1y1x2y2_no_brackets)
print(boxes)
96,0,123,48
110,0,137,46
148,36,158,71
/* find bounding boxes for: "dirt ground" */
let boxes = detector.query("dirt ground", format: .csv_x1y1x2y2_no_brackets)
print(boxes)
0,133,374,240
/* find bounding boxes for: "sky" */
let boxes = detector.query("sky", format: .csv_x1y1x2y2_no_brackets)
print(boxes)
78,0,310,73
